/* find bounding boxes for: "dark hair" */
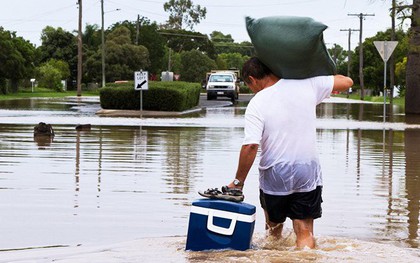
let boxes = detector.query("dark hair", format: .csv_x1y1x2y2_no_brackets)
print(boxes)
242,57,273,84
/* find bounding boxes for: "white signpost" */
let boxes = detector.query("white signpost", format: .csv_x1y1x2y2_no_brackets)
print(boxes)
134,71,149,114
373,41,398,122
30,78,36,92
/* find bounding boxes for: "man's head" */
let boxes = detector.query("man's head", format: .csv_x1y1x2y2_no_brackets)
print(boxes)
242,57,279,93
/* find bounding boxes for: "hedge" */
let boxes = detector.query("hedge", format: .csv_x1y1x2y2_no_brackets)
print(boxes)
239,84,252,94
99,81,201,112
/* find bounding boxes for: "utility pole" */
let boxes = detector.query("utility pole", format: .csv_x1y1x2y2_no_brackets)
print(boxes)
77,0,83,97
389,0,396,104
101,0,105,88
135,14,140,45
340,28,360,77
100,3,120,87
340,28,359,98
348,13,375,100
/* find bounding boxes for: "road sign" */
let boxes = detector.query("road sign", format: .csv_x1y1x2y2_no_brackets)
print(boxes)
373,41,398,122
374,41,398,62
134,71,149,90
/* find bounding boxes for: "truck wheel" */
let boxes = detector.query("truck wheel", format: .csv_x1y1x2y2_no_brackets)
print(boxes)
207,93,214,100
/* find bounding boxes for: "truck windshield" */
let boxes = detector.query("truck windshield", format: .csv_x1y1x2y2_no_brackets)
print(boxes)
209,75,233,82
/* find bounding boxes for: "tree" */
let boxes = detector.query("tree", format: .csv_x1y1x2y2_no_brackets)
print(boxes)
161,29,216,58
136,19,166,75
210,31,234,43
107,26,131,45
385,0,420,112
164,48,182,73
217,53,249,71
109,19,166,75
350,29,408,94
83,24,101,51
215,56,228,69
328,44,347,75
36,60,66,91
38,26,78,87
0,28,18,94
105,26,150,82
48,59,70,80
163,0,206,30
37,64,61,90
395,57,407,91
0,27,37,93
210,31,254,56
84,49,102,83
180,50,216,82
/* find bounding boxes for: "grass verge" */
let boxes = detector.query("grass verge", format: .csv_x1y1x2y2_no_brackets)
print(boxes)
334,94,405,108
0,88,99,100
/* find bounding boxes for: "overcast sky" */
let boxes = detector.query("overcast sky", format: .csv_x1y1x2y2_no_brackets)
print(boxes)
0,0,408,49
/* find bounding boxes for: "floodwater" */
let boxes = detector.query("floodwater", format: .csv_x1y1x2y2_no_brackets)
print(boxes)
0,96,419,262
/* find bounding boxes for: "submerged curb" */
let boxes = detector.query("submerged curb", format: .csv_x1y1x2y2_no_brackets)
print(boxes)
96,107,203,117
96,95,236,117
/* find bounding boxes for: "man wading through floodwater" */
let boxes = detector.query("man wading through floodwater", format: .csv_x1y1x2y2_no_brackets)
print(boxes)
224,57,353,248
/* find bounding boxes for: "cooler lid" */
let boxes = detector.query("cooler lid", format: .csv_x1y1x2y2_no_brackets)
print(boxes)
192,199,256,215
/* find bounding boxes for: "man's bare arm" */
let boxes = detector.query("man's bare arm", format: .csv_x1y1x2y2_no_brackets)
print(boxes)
333,75,353,92
227,144,259,189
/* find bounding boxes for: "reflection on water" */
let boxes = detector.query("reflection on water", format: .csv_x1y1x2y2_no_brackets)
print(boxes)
34,134,54,148
317,100,406,123
405,128,420,248
318,127,420,249
0,97,419,261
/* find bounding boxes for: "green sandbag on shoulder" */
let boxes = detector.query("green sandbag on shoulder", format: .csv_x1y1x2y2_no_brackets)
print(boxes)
246,16,336,79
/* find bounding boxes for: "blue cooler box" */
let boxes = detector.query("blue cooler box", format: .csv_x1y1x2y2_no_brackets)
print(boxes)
185,199,256,251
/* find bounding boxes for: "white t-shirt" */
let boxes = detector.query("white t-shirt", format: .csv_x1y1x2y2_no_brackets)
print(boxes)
243,76,334,195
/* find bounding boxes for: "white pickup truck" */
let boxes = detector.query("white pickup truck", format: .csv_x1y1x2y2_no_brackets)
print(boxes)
206,70,240,102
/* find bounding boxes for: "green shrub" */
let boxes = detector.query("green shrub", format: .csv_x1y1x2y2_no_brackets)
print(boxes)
100,81,201,111
37,64,63,91
0,78,7,94
239,84,252,94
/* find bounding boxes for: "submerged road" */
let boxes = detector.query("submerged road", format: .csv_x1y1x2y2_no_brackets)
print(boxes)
198,93,253,108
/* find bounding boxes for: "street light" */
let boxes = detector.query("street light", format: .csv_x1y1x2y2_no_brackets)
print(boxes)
101,0,120,87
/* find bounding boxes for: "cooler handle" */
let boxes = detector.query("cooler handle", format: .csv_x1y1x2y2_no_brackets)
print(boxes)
207,210,237,236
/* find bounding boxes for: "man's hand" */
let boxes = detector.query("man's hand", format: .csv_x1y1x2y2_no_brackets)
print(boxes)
227,180,242,190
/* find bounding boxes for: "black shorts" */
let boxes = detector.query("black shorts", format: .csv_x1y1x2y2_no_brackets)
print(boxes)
259,186,323,223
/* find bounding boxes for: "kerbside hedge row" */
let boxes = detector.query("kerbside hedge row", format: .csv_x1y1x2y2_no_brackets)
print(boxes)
100,81,201,112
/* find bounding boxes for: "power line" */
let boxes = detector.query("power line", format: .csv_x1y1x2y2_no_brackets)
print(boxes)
158,32,209,38
157,32,252,44
202,0,315,8
214,44,253,48
3,3,77,27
